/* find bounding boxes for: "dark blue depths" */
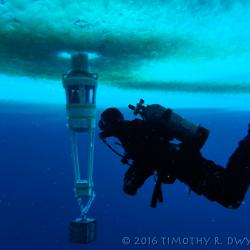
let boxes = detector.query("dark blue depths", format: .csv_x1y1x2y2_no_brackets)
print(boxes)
0,104,249,250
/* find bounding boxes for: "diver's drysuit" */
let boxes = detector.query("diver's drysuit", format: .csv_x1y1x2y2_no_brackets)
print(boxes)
99,103,250,209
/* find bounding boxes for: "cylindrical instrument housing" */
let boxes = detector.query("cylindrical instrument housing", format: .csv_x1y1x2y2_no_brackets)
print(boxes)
62,53,98,132
144,104,209,149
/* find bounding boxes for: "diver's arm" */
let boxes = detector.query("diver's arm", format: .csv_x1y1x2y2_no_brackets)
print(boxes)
123,158,155,195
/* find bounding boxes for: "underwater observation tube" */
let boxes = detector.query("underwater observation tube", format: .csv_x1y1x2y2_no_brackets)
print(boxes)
62,53,98,244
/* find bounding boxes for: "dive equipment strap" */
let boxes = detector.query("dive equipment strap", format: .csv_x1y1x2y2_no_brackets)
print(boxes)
151,177,163,208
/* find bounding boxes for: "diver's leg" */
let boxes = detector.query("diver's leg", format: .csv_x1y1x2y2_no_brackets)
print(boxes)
174,147,234,208
175,125,250,209
224,124,250,206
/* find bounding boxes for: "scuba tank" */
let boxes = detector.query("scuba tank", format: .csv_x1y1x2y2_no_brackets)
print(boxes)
128,99,209,150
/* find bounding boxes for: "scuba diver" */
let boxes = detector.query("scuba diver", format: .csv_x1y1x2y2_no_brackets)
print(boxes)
98,99,250,209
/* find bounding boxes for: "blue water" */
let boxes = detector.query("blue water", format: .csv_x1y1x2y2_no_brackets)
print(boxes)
0,104,249,250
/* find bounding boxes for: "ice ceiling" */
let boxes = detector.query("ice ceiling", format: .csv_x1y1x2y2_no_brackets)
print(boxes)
0,0,250,108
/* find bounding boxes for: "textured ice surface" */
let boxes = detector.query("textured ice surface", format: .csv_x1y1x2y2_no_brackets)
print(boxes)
0,0,250,108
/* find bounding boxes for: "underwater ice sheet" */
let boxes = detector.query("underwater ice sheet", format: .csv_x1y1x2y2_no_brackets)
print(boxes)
0,0,250,108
